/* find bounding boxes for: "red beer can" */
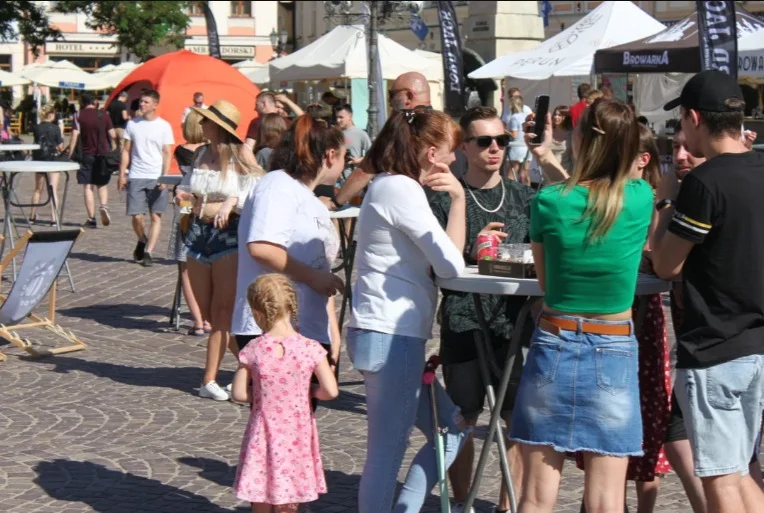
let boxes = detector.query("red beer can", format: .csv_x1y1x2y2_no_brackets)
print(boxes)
476,233,499,260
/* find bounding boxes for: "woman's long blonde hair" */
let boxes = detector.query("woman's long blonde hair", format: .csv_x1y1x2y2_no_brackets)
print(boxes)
510,96,524,115
210,125,264,178
566,98,640,242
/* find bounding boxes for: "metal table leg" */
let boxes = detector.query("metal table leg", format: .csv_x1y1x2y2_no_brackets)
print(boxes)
463,294,539,513
59,172,70,225
338,217,357,329
46,175,76,292
169,266,183,331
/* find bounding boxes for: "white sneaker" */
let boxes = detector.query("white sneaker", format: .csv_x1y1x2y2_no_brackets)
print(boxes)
452,504,475,513
225,383,232,393
199,381,230,401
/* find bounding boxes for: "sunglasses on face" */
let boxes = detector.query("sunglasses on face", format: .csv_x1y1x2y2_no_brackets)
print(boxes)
466,134,511,148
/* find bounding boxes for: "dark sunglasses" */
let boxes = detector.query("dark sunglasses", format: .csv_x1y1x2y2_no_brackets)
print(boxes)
466,134,511,148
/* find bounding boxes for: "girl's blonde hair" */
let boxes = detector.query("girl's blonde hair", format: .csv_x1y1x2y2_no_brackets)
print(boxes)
182,110,205,144
40,104,56,120
566,98,640,242
215,125,265,178
247,274,298,332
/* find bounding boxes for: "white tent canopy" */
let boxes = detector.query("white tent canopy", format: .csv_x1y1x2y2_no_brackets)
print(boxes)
470,1,665,80
21,60,109,90
270,25,443,83
739,30,764,77
233,59,270,85
94,61,139,89
0,69,30,87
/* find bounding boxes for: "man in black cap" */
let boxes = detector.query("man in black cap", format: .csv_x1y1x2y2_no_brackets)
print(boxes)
651,70,764,513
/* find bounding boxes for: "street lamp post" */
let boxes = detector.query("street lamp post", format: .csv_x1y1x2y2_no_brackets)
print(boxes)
323,0,424,139
270,27,289,59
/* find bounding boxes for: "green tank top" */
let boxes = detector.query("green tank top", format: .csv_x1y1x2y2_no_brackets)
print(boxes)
530,180,653,314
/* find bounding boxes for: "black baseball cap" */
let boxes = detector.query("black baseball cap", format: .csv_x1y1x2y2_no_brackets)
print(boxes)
663,70,745,112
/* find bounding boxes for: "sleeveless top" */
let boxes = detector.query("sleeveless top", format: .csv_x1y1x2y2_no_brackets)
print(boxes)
189,145,259,210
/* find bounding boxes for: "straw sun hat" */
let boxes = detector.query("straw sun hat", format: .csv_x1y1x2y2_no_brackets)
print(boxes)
191,99,243,143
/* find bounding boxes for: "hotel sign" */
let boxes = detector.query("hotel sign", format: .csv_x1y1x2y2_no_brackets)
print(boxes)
186,44,254,58
45,42,118,55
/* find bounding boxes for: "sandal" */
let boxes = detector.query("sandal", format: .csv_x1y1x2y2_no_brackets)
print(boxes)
187,326,206,337
203,321,212,333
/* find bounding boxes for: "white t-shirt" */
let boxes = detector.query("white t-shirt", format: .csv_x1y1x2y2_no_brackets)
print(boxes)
231,170,339,341
123,116,174,179
349,173,465,340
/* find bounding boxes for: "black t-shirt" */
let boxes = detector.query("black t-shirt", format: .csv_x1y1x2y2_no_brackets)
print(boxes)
669,151,764,368
107,100,128,129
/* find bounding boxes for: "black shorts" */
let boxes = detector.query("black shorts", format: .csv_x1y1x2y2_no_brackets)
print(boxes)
235,334,261,351
76,154,112,186
664,389,688,443
442,330,527,423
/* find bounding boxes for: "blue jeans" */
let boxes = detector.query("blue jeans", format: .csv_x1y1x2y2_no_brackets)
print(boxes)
675,354,764,477
347,328,467,513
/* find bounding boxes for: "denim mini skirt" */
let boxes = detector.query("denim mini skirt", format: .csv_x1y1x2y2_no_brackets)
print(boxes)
509,313,643,457
184,215,239,265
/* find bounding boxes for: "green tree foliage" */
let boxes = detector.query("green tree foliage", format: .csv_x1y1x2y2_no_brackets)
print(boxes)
0,1,193,60
55,1,192,60
0,1,62,54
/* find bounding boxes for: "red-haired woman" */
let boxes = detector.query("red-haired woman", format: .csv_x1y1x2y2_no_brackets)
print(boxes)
231,115,346,382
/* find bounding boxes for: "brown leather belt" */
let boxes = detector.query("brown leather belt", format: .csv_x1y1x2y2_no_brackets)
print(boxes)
539,315,632,337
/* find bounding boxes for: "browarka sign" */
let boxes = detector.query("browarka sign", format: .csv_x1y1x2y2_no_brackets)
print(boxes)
622,50,670,67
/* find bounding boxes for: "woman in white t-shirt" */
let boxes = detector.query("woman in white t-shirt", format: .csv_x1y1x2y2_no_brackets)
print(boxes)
508,95,531,187
231,115,345,376
178,100,264,402
347,108,469,512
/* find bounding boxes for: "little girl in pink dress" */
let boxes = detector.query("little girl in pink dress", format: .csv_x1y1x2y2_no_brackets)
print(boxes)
231,273,339,513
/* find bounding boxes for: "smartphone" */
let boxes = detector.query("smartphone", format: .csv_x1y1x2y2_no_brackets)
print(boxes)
533,94,551,143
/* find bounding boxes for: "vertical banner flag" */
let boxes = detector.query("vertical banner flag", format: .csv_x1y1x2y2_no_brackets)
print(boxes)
202,1,222,60
541,1,553,28
436,0,465,117
375,40,387,130
696,1,738,79
411,15,429,41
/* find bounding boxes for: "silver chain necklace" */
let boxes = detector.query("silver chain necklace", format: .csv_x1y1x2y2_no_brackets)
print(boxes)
467,178,506,213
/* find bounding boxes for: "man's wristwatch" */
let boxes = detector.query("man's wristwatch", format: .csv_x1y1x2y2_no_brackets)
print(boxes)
655,199,674,212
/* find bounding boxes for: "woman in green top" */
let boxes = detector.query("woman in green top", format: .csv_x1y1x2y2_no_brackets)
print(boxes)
508,99,654,513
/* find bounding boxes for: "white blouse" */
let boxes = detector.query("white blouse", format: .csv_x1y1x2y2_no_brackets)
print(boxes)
190,167,259,210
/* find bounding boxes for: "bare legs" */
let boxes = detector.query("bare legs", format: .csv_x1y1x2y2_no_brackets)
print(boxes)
30,172,60,221
664,439,707,513
179,262,205,331
635,478,661,513
252,503,299,513
84,184,108,220
187,253,238,385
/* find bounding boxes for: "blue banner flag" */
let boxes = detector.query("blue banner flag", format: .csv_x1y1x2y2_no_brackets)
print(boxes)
410,15,429,41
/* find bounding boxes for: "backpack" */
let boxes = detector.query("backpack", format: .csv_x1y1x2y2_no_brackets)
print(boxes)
34,125,59,161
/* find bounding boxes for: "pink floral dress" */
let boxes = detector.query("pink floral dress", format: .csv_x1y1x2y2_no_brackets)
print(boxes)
234,333,328,505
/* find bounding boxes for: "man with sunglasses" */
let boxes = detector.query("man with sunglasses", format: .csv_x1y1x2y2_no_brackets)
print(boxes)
335,72,432,206
429,106,534,513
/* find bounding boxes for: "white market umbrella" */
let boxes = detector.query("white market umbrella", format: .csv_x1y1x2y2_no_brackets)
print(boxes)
21,59,109,90
95,61,139,88
0,69,30,87
233,59,270,85
270,25,443,82
469,1,665,80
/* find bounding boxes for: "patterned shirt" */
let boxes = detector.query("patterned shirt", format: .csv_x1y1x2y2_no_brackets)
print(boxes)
430,177,534,364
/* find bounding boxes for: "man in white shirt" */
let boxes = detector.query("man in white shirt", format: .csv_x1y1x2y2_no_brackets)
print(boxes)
181,92,206,125
118,89,174,267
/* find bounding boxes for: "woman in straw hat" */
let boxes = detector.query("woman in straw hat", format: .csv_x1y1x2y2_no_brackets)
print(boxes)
177,99,265,401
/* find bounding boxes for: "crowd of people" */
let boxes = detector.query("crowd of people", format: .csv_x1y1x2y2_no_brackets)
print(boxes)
5,67,763,513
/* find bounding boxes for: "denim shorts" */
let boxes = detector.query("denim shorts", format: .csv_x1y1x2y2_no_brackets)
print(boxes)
183,216,239,265
509,313,643,456
675,354,764,477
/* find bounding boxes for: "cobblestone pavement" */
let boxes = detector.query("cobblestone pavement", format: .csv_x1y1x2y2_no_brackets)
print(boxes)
0,173,707,512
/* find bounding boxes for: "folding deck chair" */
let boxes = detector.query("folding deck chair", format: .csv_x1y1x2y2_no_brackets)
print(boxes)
0,229,86,361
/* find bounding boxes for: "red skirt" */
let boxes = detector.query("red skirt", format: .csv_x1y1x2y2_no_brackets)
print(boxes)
576,294,672,481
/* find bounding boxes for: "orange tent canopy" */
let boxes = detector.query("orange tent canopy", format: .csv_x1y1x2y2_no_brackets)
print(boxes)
106,50,261,174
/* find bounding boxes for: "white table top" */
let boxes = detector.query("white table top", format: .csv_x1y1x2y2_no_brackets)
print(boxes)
330,206,360,219
0,160,79,173
157,175,183,186
0,144,40,152
436,266,671,297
